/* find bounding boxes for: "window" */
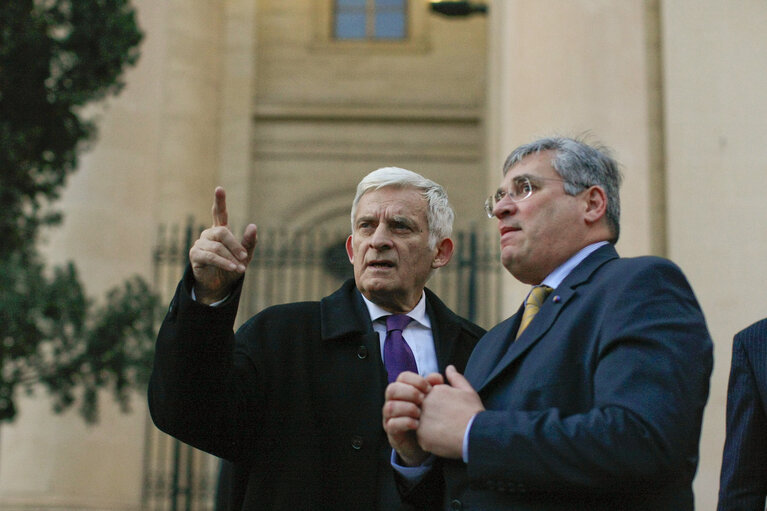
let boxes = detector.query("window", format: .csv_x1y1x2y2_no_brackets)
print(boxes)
334,0,407,40
313,0,427,53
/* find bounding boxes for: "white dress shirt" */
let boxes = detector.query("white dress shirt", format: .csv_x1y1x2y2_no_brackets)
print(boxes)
360,291,439,377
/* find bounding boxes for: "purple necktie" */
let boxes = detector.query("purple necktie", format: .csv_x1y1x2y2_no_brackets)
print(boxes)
384,314,417,384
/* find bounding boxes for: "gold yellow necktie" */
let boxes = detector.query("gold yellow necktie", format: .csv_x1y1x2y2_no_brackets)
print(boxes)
516,285,553,339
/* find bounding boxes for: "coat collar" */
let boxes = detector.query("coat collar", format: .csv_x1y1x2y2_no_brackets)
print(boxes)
470,243,619,392
424,287,466,371
318,279,467,372
319,279,372,341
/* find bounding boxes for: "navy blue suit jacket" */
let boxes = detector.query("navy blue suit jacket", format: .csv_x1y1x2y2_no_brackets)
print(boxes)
718,318,767,511
426,244,713,510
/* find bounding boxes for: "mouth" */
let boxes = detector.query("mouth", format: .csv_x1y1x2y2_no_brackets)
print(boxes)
499,225,521,236
367,260,396,269
499,225,522,247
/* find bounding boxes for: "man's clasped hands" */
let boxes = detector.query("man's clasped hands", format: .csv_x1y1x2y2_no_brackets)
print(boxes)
382,365,486,467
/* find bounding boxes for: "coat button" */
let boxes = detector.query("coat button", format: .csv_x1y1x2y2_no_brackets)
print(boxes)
351,436,364,450
357,346,368,359
450,499,462,510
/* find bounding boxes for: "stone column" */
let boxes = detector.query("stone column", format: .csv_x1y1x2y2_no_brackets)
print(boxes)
484,0,656,310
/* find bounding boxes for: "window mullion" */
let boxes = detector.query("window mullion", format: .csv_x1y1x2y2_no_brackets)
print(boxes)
366,0,375,38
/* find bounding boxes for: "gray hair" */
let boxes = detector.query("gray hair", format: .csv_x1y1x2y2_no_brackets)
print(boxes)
351,167,454,249
503,136,623,243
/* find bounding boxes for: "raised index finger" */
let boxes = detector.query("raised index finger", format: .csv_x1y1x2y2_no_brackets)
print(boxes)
212,186,228,227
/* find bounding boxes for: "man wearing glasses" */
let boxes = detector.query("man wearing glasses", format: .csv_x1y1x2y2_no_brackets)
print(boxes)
384,136,713,510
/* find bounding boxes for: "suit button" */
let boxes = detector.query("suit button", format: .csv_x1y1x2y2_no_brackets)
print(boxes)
357,346,368,359
450,499,462,510
351,436,364,450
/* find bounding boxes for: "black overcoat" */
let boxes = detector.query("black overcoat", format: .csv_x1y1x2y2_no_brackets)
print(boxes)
149,268,484,510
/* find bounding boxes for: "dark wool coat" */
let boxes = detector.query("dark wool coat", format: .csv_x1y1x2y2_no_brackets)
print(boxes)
149,269,484,511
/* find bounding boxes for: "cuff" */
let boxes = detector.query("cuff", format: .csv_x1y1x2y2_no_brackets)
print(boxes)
391,450,435,488
462,413,478,463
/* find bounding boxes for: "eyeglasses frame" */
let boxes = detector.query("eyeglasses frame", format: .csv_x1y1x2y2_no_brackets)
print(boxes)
484,175,582,218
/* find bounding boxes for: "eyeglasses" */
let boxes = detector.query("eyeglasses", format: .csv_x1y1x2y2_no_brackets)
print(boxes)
484,176,569,218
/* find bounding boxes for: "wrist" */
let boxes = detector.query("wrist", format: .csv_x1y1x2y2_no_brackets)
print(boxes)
396,449,430,467
192,284,230,305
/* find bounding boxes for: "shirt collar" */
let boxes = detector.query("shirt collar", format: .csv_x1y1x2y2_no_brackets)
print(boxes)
541,241,609,290
361,291,430,329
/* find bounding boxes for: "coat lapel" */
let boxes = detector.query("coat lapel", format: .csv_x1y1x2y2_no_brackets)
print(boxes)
320,278,387,373
474,291,568,392
471,244,619,393
425,288,462,371
464,315,519,390
319,279,375,341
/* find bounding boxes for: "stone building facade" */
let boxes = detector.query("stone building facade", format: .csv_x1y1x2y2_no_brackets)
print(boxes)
1,1,766,509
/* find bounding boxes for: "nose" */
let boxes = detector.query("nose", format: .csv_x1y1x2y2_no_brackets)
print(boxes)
370,225,393,249
492,194,517,218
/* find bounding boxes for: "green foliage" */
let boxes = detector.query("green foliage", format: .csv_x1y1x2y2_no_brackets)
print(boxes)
0,0,156,423
0,250,160,422
0,0,142,260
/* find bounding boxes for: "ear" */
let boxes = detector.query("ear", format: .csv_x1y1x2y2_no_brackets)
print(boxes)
431,237,455,269
583,186,608,226
345,235,354,263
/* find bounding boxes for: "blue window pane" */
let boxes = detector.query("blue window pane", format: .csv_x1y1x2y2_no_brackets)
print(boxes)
336,12,367,39
376,0,405,7
337,0,366,7
375,12,405,39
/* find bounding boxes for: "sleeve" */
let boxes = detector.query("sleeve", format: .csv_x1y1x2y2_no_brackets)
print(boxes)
147,266,260,462
391,451,434,484
717,332,767,511
466,259,713,491
395,457,445,511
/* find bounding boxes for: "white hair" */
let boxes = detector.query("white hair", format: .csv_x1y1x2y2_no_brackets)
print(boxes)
350,167,454,249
